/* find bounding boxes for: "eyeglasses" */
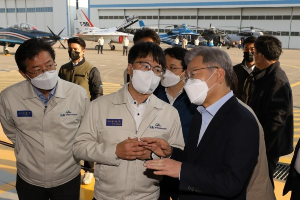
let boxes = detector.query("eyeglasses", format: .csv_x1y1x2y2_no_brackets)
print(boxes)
184,66,218,82
168,66,183,72
26,63,57,78
133,61,164,76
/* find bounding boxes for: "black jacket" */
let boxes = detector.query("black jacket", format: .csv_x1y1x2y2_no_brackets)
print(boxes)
233,59,252,100
243,61,294,157
172,96,259,200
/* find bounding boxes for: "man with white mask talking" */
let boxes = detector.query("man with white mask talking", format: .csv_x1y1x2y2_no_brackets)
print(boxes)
73,42,184,200
141,46,271,200
0,38,89,200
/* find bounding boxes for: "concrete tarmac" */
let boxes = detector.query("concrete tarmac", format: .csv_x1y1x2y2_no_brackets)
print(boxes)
0,42,300,199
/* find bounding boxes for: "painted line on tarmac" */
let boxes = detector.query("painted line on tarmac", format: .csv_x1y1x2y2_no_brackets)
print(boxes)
294,118,300,121
291,81,300,88
295,114,300,117
281,64,300,70
295,128,300,131
295,123,300,126
295,134,300,138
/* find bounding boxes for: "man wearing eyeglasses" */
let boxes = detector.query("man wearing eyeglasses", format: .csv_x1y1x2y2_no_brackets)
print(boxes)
73,42,184,200
154,47,197,200
142,47,275,200
0,38,89,200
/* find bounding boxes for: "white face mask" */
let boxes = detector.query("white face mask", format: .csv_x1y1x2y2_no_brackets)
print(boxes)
27,70,58,90
184,70,217,105
131,69,160,94
161,69,185,87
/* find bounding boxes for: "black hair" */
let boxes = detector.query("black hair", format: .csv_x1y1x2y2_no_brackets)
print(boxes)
255,35,282,60
67,37,86,49
15,38,55,73
164,47,188,70
133,28,160,45
243,36,256,46
128,42,166,70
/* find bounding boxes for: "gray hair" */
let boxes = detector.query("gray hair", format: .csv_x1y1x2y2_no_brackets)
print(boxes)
184,46,237,90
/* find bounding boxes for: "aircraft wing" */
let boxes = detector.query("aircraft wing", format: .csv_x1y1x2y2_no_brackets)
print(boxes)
0,38,23,45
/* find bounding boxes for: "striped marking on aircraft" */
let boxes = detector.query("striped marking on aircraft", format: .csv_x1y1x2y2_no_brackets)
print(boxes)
0,32,30,41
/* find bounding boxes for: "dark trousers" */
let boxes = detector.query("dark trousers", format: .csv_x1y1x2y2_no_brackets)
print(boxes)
84,161,94,173
123,46,128,56
16,173,80,200
98,45,103,54
267,148,280,188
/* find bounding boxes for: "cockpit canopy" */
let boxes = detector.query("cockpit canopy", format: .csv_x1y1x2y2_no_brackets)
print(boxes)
10,23,38,31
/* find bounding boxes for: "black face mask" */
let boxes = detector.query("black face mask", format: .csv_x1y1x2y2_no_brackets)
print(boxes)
244,52,254,62
68,50,81,61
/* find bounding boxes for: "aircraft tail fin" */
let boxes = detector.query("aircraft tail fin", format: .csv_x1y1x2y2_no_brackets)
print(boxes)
139,20,145,28
77,9,94,29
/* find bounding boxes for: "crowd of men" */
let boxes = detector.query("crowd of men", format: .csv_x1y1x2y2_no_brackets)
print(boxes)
0,28,298,200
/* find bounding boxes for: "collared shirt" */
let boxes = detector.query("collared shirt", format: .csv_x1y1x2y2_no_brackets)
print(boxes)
32,86,56,106
126,84,150,131
243,61,255,74
197,91,234,145
165,87,184,106
72,58,84,66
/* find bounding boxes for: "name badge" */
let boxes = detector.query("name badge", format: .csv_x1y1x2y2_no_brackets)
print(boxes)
17,111,32,117
106,119,122,126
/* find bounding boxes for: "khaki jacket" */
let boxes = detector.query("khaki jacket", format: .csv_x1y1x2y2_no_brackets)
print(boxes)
73,85,185,200
238,100,276,200
0,78,89,188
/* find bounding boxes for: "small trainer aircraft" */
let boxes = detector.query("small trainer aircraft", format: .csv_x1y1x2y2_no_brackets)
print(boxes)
75,9,138,50
0,22,66,55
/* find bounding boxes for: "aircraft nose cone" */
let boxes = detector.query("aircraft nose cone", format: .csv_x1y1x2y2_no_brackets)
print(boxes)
54,35,61,41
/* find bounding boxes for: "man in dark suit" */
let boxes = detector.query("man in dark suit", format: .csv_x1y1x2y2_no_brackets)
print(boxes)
141,47,261,200
242,35,294,186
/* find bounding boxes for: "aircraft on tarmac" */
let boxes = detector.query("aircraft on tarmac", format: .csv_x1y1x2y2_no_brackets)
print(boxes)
76,9,139,50
0,22,66,54
138,20,206,47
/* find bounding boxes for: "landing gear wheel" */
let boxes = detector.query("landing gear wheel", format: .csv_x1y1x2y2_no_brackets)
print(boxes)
95,45,99,50
111,45,115,50
4,50,9,55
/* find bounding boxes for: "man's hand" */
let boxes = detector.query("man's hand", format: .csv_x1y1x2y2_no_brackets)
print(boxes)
136,149,151,160
139,137,172,158
116,137,147,160
144,158,182,178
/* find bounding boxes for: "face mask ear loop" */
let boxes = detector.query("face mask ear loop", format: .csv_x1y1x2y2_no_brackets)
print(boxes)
205,69,217,83
178,70,186,82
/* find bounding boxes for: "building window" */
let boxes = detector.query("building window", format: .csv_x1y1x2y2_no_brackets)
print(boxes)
191,15,196,19
99,16,104,19
6,8,16,13
109,16,113,19
104,16,108,19
140,16,146,19
159,16,165,19
178,16,183,19
205,16,211,19
274,15,282,20
0,8,5,13
292,15,300,20
281,32,289,36
153,16,158,19
147,16,152,19
184,16,190,19
219,16,225,19
172,16,177,19
233,16,240,20
266,15,273,20
282,15,290,20
242,16,249,20
212,16,218,19
226,16,233,20
272,31,280,36
250,16,257,20
198,16,204,19
159,29,164,33
291,32,300,36
165,16,171,19
257,16,265,20
17,8,25,13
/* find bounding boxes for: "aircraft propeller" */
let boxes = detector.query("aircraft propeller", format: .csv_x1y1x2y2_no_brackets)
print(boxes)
47,26,67,49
